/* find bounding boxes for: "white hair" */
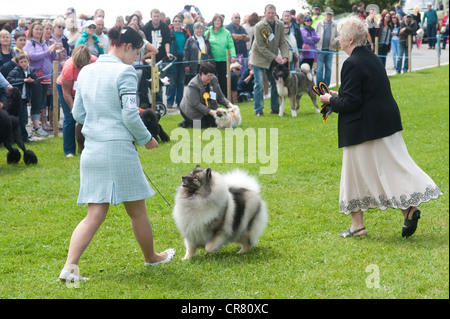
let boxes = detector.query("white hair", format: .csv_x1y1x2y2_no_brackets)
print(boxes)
338,16,368,47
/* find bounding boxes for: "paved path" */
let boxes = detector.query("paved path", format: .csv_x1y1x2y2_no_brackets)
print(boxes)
329,44,449,87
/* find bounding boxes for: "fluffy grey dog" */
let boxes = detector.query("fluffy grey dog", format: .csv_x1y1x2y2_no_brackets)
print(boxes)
173,165,268,260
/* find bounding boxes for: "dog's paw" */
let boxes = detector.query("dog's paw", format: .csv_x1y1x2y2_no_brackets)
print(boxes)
205,241,219,254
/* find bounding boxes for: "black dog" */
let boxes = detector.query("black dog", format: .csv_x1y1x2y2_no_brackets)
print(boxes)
139,108,170,143
0,87,38,165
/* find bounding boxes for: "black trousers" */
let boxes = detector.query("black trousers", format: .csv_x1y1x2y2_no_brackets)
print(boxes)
215,61,227,96
180,109,217,128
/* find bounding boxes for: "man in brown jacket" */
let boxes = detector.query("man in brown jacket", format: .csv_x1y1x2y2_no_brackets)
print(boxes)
249,4,289,116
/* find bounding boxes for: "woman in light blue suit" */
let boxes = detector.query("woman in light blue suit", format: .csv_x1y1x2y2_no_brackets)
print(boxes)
60,27,175,282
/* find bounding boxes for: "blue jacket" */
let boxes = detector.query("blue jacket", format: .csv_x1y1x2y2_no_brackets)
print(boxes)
73,54,151,145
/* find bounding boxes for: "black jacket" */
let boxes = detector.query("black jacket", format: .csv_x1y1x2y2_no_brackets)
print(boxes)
330,46,403,148
142,20,171,62
6,65,37,102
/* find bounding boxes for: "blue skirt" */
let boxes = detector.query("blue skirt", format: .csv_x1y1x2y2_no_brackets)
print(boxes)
77,138,155,205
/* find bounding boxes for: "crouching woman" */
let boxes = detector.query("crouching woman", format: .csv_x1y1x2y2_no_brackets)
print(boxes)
179,62,234,128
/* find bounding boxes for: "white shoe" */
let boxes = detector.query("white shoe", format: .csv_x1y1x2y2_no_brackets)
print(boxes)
33,127,49,137
58,269,89,282
144,249,176,266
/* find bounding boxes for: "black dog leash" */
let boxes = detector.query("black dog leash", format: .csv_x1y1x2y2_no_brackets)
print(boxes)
135,142,173,209
142,168,174,209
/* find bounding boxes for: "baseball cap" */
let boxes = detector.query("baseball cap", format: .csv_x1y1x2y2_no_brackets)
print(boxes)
85,20,96,27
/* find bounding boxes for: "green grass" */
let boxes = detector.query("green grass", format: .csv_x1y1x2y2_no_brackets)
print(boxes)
0,66,448,299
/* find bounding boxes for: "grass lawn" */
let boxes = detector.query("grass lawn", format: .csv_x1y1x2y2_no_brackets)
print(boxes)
0,66,448,299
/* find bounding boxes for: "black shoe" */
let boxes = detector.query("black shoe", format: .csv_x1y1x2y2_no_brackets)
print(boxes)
402,208,421,238
178,120,191,128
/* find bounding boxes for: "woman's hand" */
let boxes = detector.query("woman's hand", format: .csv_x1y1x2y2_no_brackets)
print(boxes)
209,109,217,117
319,93,332,104
330,90,339,97
145,137,159,150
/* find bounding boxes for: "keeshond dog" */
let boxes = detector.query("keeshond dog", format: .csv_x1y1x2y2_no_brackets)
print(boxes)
173,165,268,260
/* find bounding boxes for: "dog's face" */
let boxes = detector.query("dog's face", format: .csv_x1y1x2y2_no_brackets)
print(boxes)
272,63,290,84
215,108,228,119
140,109,160,137
181,165,212,196
214,108,232,128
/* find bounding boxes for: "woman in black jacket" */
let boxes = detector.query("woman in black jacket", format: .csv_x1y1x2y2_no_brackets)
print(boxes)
319,16,442,238
183,22,214,84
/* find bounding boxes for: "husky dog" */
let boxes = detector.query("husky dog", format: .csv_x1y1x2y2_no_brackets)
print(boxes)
173,165,268,260
214,105,242,129
272,63,319,117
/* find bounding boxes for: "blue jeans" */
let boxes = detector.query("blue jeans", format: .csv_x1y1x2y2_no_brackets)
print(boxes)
253,64,279,114
427,23,437,47
166,62,185,106
396,45,409,73
316,49,333,86
391,39,399,68
57,83,76,155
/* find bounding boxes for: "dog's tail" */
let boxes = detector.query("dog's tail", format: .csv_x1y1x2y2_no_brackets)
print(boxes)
223,169,261,193
300,63,313,82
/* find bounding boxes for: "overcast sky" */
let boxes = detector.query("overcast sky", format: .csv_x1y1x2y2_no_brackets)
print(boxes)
3,0,308,27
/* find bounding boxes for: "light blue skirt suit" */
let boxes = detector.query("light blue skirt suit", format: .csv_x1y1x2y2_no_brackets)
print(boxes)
72,55,155,205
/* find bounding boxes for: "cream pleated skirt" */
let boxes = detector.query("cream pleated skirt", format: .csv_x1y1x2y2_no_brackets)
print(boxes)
339,132,442,215
77,138,155,205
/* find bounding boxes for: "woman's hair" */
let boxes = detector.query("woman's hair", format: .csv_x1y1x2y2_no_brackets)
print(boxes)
71,45,92,68
0,30,11,46
53,17,66,29
174,14,184,23
379,11,392,28
199,62,216,75
247,12,260,26
108,26,143,50
127,14,141,25
338,16,368,47
41,20,53,29
66,17,78,32
27,22,42,41
193,22,205,31
212,13,224,27
183,12,194,25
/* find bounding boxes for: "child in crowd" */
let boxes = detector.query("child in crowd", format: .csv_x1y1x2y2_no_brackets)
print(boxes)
6,52,37,142
13,31,27,55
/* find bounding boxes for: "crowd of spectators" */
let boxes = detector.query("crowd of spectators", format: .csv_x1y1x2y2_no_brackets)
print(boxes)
0,2,448,143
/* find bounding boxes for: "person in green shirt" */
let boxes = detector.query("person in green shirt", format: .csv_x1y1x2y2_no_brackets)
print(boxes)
422,2,439,49
205,13,236,96
311,5,324,29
